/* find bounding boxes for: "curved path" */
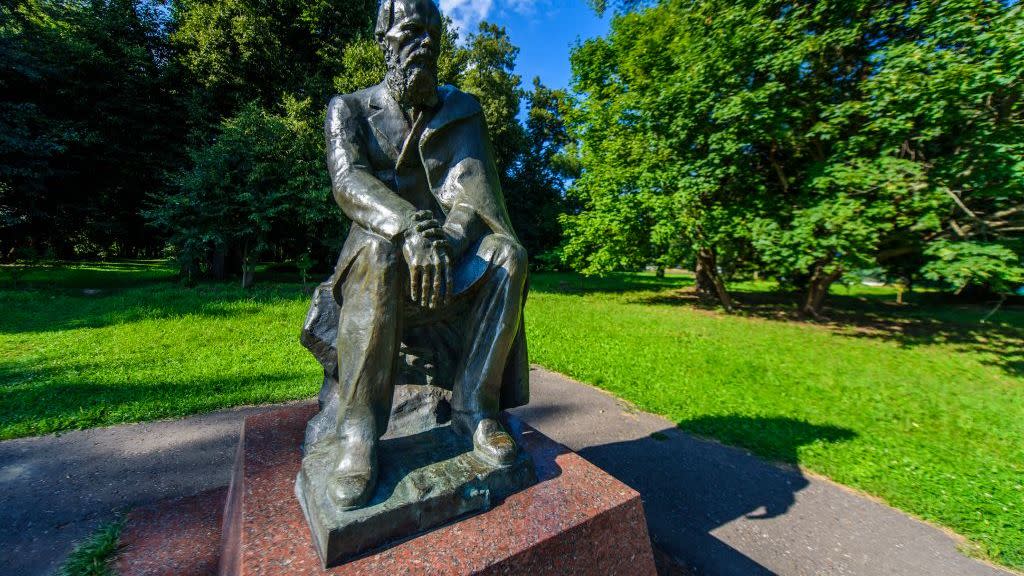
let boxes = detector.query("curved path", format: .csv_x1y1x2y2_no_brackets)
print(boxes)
0,368,1012,576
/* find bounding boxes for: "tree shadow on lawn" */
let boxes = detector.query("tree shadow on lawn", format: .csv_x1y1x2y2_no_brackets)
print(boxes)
638,286,1024,378
0,260,177,290
530,271,693,296
0,361,311,439
577,415,856,575
0,281,308,335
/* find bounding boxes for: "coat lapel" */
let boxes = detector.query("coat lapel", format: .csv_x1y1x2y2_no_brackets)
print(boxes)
366,86,403,163
420,85,480,150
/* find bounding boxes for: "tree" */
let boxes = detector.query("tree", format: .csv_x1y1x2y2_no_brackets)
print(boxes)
565,0,1023,316
563,0,761,309
171,0,377,128
505,78,575,261
460,23,526,179
146,97,337,286
0,0,185,259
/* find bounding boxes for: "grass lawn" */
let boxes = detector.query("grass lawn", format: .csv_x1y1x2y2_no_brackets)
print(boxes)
1,262,1022,569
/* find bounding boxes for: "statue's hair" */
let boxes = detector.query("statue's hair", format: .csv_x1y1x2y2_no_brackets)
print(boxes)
374,0,439,42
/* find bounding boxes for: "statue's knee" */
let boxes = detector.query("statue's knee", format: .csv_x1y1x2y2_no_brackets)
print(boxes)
363,234,401,275
342,233,401,297
493,236,527,282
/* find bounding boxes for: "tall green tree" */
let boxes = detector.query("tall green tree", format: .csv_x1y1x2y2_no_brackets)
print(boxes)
150,0,380,280
505,78,575,261
171,0,376,128
460,22,526,179
146,96,336,285
565,0,1023,316
1,0,184,259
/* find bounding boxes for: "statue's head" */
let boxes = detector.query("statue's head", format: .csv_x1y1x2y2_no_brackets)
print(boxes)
376,0,442,109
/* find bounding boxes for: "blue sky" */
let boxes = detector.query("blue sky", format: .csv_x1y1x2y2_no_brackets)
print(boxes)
440,0,612,91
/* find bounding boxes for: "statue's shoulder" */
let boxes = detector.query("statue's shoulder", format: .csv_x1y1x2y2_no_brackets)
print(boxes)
438,84,482,117
327,84,381,119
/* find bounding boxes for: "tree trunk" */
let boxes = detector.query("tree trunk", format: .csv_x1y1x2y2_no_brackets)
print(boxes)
241,242,254,289
210,244,227,280
694,247,733,312
801,265,842,319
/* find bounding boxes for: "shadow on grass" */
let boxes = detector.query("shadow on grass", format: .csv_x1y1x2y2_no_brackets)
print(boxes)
575,415,856,575
588,277,1024,378
0,281,310,335
0,260,177,291
0,360,310,439
529,271,693,296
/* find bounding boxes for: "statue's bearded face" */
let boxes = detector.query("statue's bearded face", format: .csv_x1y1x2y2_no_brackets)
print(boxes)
381,0,441,109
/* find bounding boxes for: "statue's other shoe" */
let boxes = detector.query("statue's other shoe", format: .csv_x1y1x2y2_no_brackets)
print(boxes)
469,418,517,467
327,434,378,510
327,469,376,511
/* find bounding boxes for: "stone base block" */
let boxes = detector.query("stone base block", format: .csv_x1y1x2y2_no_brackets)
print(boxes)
118,403,658,575
116,487,227,576
296,422,537,567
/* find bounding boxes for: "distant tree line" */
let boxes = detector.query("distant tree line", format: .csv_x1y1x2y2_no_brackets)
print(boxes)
1,0,572,284
3,0,1021,310
565,0,1023,315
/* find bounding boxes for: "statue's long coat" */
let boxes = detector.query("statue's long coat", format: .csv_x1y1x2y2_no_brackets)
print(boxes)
302,81,528,419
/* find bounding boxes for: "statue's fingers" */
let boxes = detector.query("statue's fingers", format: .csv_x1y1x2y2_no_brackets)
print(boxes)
420,265,434,309
413,210,432,221
409,264,422,304
415,219,441,232
432,253,445,309
420,227,445,239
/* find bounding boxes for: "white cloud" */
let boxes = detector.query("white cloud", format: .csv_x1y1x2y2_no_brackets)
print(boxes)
440,0,493,33
439,0,541,34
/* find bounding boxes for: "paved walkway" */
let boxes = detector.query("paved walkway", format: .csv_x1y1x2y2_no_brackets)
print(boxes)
0,369,1012,576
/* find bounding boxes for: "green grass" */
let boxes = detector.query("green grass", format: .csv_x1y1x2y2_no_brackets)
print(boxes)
55,520,123,576
527,272,1024,569
1,262,1022,569
0,262,321,438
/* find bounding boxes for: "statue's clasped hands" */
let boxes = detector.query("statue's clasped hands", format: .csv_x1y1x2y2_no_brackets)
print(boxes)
402,210,453,309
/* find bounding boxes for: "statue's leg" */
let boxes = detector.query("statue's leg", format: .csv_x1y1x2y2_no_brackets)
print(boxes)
451,234,527,466
330,229,403,509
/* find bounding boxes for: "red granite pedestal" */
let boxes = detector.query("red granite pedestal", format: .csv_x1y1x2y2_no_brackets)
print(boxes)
116,404,657,576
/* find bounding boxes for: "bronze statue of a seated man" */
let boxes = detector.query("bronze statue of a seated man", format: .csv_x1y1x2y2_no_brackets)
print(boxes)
324,0,528,510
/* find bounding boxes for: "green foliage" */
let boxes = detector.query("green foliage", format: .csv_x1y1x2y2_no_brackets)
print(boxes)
2,0,566,276
146,96,340,282
565,0,1024,312
171,0,376,121
922,240,1024,294
0,0,186,259
334,37,387,95
55,519,123,576
505,78,577,261
461,23,527,176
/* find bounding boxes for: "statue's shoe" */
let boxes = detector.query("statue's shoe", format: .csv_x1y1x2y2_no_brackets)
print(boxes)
327,469,376,510
327,434,378,510
469,418,517,467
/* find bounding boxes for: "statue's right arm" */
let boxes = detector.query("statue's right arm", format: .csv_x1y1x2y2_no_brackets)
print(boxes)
326,95,417,241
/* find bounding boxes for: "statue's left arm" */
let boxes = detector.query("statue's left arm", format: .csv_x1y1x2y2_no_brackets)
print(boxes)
440,112,518,262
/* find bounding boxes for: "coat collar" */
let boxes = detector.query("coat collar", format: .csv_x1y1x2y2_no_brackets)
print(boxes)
366,83,481,155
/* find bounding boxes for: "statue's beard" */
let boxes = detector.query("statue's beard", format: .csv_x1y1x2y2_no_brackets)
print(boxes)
386,53,438,110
